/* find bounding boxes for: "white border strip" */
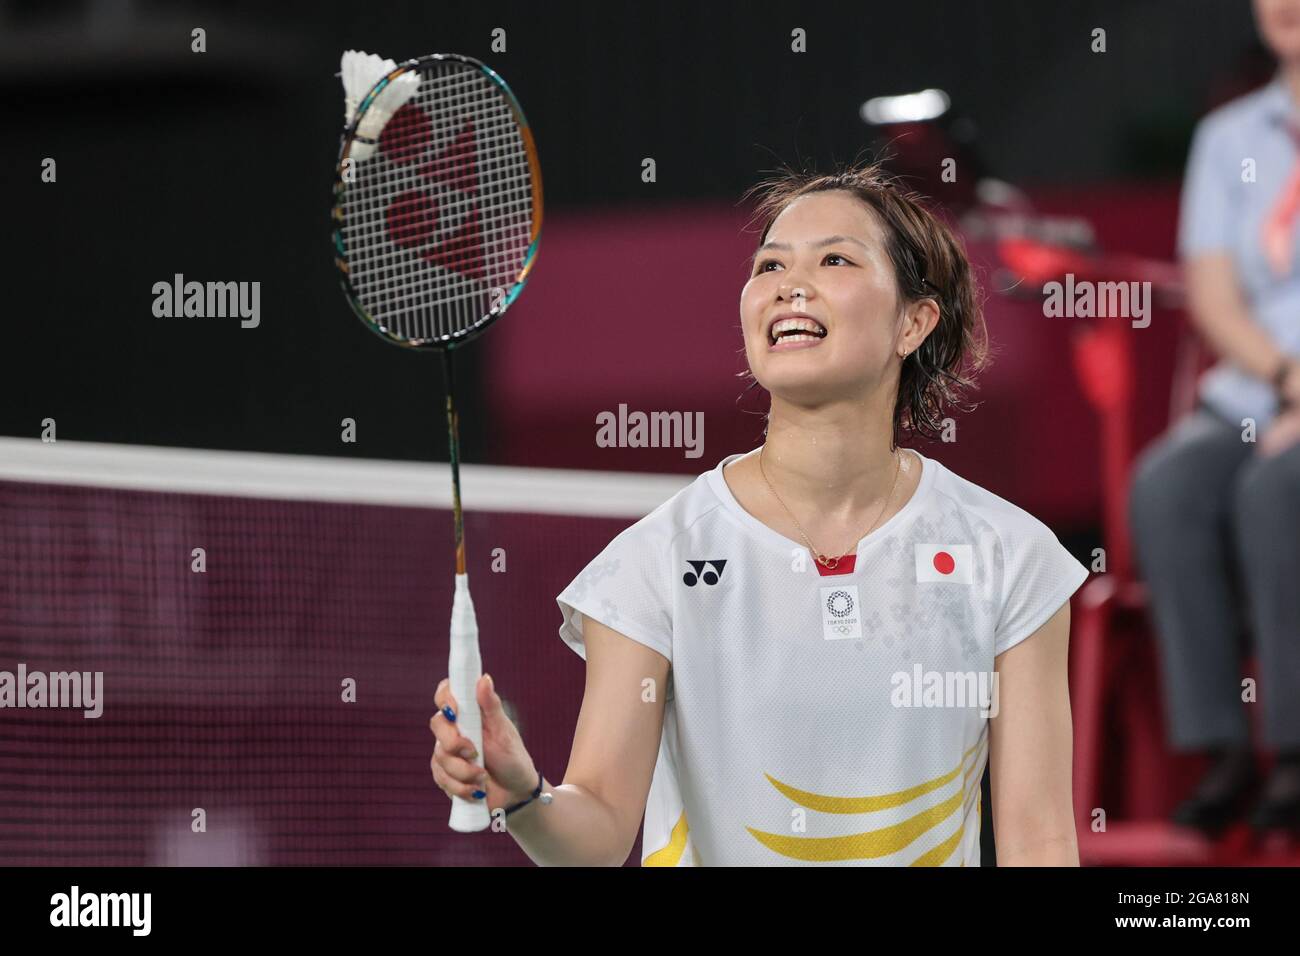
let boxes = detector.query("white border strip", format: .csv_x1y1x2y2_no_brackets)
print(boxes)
0,437,694,519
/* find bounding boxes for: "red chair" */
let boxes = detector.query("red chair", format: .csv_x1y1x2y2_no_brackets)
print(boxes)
1063,285,1292,864
994,237,1298,863
1069,314,1214,864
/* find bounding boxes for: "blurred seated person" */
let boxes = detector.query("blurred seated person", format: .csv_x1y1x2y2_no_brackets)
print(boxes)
1129,0,1300,836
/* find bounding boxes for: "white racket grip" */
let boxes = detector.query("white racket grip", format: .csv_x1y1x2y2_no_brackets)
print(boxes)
447,572,491,832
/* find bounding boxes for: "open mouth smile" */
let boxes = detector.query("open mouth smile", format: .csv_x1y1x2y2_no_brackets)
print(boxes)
768,315,828,351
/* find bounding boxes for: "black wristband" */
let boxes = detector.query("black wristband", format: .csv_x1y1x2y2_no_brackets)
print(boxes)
503,771,549,816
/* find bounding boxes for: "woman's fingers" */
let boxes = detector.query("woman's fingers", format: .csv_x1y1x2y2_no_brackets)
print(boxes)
434,739,487,783
433,677,458,720
431,675,505,803
430,677,476,757
428,711,476,758
430,677,489,802
431,753,487,800
1258,412,1300,457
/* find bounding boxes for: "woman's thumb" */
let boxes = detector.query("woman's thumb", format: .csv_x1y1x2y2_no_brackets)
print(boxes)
478,672,501,720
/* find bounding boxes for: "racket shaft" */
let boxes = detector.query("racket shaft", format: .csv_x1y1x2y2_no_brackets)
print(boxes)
448,572,490,832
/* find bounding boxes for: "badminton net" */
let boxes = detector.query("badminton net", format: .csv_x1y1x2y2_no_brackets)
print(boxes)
0,438,685,865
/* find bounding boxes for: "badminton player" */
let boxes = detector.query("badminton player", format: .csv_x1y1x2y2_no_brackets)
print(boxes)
430,161,1090,865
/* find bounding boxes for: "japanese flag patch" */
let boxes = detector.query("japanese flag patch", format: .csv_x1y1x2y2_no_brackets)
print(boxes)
915,543,973,584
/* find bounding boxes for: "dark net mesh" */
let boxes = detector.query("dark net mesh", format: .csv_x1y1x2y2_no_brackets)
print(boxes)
0,476,624,865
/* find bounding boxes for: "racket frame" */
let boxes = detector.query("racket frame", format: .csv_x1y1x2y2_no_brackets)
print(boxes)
330,51,542,835
330,52,543,352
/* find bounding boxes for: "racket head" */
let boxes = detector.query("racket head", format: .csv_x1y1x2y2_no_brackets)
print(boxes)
332,53,542,351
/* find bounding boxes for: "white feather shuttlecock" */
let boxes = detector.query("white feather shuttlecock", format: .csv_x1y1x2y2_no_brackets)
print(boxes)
340,49,421,162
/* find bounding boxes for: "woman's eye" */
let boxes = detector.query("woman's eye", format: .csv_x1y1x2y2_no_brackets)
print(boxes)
755,253,851,273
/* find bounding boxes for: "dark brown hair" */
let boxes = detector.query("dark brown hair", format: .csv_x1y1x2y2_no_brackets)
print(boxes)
739,160,991,448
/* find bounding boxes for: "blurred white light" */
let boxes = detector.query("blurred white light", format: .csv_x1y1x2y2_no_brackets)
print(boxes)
860,88,951,125
154,809,264,866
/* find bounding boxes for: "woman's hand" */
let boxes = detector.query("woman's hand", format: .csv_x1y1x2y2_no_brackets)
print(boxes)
1280,357,1300,409
1258,405,1300,459
430,674,540,814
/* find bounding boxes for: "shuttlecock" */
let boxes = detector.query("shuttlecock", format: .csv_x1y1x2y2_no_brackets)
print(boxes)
340,49,421,162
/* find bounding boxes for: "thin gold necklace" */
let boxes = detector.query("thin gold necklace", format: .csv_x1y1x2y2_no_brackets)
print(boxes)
758,446,902,570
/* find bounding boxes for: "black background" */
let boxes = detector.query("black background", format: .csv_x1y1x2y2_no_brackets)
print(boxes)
1,0,1260,464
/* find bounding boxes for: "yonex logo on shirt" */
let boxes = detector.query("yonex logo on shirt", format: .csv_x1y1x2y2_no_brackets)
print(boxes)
682,559,727,587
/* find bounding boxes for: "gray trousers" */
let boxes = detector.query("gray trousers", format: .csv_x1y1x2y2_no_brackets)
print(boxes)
1129,402,1300,752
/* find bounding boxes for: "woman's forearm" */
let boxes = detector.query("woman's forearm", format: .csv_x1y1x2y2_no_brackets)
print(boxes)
996,831,1080,866
1186,254,1290,381
503,779,634,866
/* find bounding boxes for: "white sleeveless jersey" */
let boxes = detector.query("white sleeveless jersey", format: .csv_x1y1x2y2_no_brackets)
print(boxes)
555,448,1090,866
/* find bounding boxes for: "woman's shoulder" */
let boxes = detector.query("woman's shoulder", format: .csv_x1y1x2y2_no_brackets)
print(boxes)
605,464,727,551
927,457,1089,642
1193,79,1281,140
923,455,1057,542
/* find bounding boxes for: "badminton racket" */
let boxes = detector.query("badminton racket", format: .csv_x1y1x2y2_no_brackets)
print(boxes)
331,51,542,833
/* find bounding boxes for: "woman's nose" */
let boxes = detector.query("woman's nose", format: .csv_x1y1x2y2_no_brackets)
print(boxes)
778,283,812,306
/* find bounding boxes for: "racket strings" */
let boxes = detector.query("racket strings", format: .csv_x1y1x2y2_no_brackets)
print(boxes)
343,68,517,339
339,60,536,344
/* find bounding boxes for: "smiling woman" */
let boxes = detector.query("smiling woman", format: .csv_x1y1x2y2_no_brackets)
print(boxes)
431,159,1091,867
739,162,990,445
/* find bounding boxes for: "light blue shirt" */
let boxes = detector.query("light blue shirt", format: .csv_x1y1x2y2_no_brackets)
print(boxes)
1179,71,1300,428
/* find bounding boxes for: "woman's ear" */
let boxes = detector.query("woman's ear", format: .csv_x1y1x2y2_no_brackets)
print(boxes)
906,297,941,348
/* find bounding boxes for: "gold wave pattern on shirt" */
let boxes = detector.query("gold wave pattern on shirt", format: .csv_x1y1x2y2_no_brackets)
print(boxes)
746,741,984,864
643,809,691,866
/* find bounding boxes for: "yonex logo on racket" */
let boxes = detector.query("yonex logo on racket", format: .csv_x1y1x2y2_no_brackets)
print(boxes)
682,560,726,587
372,94,490,280
333,52,540,350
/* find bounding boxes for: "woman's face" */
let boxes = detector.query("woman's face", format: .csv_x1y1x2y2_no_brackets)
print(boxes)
1255,0,1300,61
739,190,909,407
